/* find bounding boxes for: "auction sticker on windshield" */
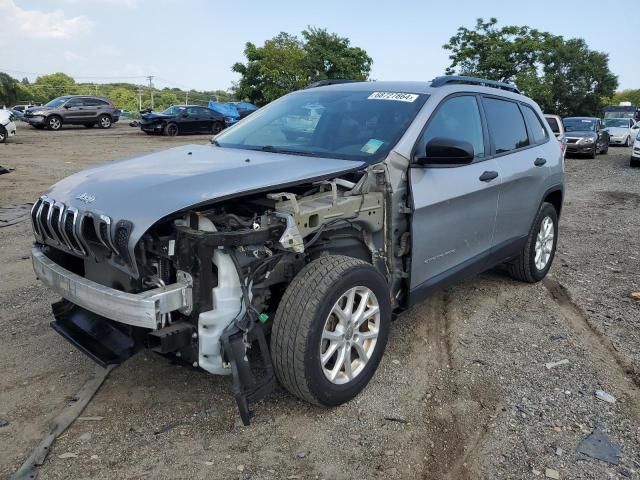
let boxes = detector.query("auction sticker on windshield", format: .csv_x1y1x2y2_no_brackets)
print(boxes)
361,139,384,154
368,92,419,102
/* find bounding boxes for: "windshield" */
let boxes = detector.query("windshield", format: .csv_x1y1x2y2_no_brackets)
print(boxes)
563,118,596,132
45,97,70,108
215,89,428,161
162,105,186,115
604,118,629,128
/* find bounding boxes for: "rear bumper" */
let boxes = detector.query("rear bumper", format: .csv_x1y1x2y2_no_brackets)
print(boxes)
32,247,192,330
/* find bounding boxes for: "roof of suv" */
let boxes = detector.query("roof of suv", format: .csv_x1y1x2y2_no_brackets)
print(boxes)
306,79,531,103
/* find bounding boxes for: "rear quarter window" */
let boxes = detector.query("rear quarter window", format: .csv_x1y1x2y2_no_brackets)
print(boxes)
522,105,549,144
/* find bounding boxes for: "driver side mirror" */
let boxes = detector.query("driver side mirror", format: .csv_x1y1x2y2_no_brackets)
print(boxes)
416,137,474,166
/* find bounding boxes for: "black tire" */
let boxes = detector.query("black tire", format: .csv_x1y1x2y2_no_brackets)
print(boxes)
631,158,640,168
211,121,224,135
624,136,630,147
47,115,62,131
601,142,609,155
97,114,112,129
84,123,95,128
165,123,179,136
271,255,391,406
508,202,558,283
0,125,7,143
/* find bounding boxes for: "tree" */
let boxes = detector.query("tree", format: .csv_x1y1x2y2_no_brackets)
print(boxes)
109,87,138,112
0,73,22,106
232,28,373,105
610,89,640,106
302,27,372,83
31,73,76,102
443,18,618,116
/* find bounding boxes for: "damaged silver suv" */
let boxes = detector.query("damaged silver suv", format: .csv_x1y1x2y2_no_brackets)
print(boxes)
30,77,564,424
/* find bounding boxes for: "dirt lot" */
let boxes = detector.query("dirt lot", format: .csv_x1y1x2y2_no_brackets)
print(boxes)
1,124,639,480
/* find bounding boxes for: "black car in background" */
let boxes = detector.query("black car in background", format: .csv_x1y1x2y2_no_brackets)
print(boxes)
138,105,225,136
563,117,610,158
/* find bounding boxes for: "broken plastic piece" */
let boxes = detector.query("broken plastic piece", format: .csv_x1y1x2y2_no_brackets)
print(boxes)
576,428,621,465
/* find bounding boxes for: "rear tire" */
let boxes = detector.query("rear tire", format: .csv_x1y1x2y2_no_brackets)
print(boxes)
508,202,558,283
271,255,391,406
47,116,62,131
97,114,112,129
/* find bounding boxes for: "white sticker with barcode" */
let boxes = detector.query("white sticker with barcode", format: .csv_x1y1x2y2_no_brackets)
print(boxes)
368,92,419,102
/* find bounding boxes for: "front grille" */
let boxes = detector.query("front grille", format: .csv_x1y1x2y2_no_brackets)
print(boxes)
31,195,121,259
566,138,579,144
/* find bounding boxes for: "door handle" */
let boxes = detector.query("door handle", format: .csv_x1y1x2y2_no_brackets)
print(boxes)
534,157,547,166
479,171,499,182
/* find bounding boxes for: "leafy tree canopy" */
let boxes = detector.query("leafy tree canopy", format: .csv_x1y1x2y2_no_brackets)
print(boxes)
443,18,619,116
232,27,373,105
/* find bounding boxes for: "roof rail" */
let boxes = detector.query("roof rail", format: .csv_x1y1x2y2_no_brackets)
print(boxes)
430,75,520,94
305,79,360,89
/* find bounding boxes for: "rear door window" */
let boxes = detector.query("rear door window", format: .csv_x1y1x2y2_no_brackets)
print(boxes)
482,97,529,154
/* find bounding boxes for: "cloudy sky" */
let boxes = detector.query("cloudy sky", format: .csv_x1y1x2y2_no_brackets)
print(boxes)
1,0,636,91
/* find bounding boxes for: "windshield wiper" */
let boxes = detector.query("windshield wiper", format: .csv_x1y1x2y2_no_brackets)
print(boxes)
259,145,317,156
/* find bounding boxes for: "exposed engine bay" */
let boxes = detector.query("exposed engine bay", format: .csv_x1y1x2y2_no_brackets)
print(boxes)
41,166,407,424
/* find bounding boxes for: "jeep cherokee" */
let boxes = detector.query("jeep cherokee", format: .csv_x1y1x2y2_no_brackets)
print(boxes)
30,76,564,424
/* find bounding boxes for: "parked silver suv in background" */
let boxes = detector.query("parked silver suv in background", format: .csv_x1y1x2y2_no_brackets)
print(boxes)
30,76,564,424
24,95,119,130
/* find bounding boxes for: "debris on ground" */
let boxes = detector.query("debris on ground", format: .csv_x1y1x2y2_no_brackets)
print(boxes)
58,452,78,459
77,416,104,421
576,428,622,465
0,165,11,175
0,418,9,427
545,468,560,479
629,291,640,301
545,359,570,370
595,390,616,404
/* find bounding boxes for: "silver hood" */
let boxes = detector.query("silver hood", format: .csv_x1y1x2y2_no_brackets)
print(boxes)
39,144,365,276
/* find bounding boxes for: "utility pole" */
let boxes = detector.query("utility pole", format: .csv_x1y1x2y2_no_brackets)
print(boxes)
185,91,189,104
146,75,154,110
137,86,143,111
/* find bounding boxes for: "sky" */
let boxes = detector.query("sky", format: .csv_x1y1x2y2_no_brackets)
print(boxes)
0,0,636,92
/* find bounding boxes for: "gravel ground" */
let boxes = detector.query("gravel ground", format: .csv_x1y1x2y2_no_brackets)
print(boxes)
0,125,638,479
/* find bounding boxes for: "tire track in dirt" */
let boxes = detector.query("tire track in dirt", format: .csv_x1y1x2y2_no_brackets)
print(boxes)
415,290,500,480
544,277,640,416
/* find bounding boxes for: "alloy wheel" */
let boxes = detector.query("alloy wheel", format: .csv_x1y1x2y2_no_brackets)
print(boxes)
320,286,380,385
534,216,554,270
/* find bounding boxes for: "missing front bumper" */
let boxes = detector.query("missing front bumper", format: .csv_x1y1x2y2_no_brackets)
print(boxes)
32,247,192,330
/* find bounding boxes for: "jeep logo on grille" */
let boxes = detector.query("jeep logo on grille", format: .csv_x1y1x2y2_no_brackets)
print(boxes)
75,192,96,204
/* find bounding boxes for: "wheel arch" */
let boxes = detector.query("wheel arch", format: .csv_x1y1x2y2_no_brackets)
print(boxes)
543,187,563,218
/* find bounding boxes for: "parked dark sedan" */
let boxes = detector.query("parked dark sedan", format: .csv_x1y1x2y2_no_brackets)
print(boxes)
563,117,609,158
138,105,225,136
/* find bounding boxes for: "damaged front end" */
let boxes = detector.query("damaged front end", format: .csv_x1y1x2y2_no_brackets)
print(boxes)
32,169,392,424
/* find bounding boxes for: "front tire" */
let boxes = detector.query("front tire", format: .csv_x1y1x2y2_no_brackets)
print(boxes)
47,116,62,131
624,136,630,147
508,202,558,283
211,121,224,135
271,255,391,406
165,123,179,136
631,157,640,168
0,125,7,143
